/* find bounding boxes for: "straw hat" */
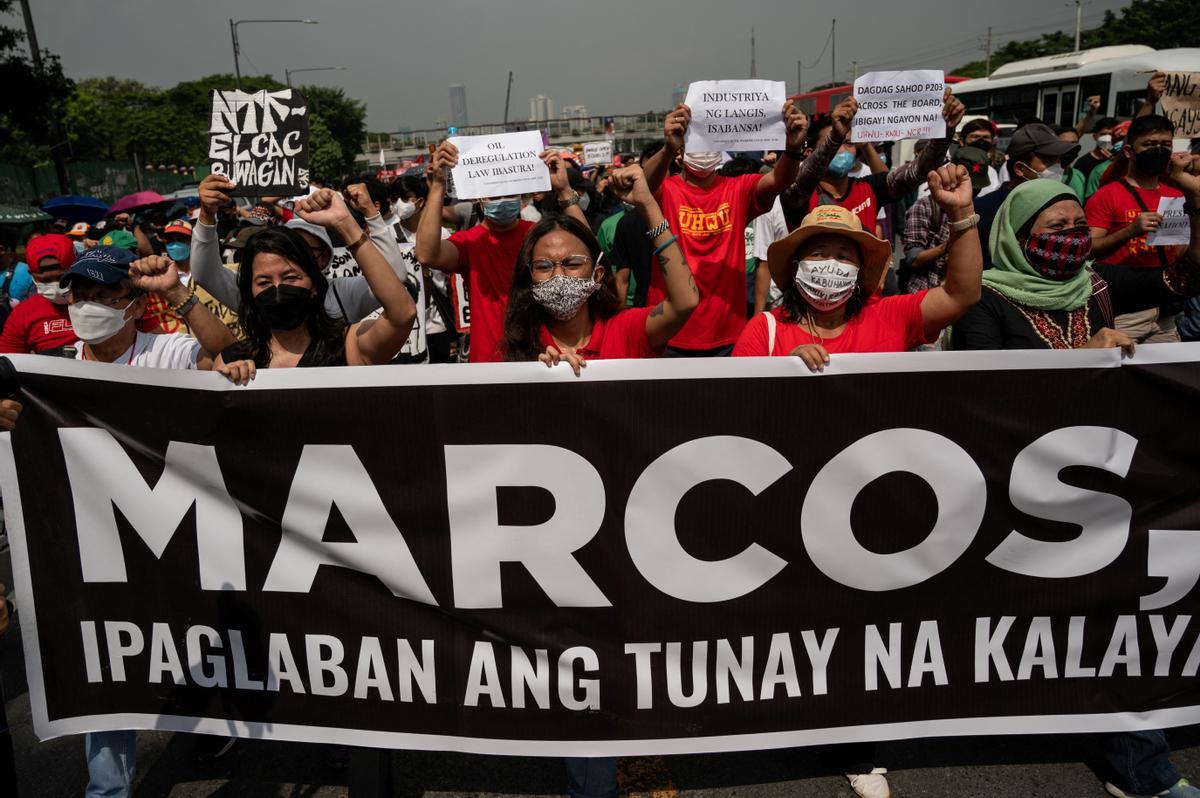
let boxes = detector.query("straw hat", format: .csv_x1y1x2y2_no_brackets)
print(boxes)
767,205,892,295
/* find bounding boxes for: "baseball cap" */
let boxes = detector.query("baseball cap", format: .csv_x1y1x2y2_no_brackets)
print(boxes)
951,146,992,191
163,219,193,237
59,245,137,288
1007,123,1080,162
98,229,139,252
67,222,91,238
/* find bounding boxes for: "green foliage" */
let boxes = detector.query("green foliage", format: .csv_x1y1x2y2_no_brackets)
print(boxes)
0,0,75,164
953,0,1200,77
298,85,366,172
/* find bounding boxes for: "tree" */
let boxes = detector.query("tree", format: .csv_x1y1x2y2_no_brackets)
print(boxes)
299,85,366,175
306,116,344,182
953,0,1200,78
0,0,74,164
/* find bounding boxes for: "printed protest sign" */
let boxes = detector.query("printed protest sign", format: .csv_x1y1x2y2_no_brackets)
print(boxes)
583,141,614,166
851,71,946,143
446,131,550,200
1147,196,1189,247
209,89,309,196
684,79,787,152
1161,72,1200,138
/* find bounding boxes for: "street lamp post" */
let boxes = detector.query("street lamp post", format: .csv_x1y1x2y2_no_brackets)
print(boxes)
229,19,319,90
285,66,346,88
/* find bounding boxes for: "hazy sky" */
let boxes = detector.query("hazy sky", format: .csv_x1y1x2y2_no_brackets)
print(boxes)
18,0,1129,133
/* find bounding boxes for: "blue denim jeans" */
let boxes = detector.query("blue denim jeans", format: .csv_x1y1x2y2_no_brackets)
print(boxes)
85,730,136,798
1099,730,1181,795
564,756,618,798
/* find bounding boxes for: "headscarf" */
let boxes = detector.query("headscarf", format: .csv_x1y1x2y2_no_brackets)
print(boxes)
25,233,76,274
982,179,1093,311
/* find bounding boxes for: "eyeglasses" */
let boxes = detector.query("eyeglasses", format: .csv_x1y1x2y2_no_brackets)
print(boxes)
530,254,592,277
74,292,134,308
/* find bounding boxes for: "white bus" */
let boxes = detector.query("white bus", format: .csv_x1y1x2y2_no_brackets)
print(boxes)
950,45,1200,148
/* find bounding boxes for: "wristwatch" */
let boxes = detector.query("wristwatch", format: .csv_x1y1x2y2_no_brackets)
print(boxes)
558,191,582,208
948,213,980,233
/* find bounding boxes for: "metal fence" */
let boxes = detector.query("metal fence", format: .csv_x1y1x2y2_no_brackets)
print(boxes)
0,161,205,207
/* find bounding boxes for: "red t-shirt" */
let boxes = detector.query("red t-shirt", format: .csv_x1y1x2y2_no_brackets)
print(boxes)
808,178,881,234
0,295,74,353
450,219,534,363
732,291,931,356
538,307,660,360
649,173,765,350
1085,181,1183,268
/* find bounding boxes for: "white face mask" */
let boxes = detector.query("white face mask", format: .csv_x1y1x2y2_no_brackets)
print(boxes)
1038,163,1064,180
68,299,134,345
794,258,859,311
393,199,417,221
1096,134,1113,151
683,151,722,177
35,279,69,304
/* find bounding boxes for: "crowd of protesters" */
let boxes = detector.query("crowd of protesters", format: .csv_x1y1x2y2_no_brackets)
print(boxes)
0,69,1199,798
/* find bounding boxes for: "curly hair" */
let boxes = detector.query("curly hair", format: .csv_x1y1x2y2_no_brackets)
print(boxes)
236,227,347,368
502,215,622,362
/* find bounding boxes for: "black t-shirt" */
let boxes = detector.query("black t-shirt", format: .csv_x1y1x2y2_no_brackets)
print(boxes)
952,262,1182,350
1073,151,1106,180
610,211,653,308
974,184,1012,270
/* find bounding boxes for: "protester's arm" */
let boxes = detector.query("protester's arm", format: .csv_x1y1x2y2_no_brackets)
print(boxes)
610,166,697,347
885,89,964,200
345,183,407,276
1137,72,1165,118
415,141,463,272
643,105,689,196
192,174,243,309
860,143,888,174
129,256,236,370
919,165,982,340
297,190,416,365
754,101,807,206
542,150,588,227
780,97,857,213
132,225,155,257
1074,95,1101,136
1088,185,1163,261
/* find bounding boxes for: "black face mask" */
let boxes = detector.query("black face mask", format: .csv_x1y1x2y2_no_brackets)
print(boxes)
253,284,313,330
966,139,992,152
1133,146,1171,176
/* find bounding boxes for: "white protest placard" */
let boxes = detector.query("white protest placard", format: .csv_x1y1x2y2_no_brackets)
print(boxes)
684,79,787,152
1147,196,1189,247
582,140,614,166
851,70,946,143
447,130,550,200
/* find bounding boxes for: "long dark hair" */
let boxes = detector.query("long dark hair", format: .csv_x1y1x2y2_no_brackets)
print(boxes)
237,227,347,367
502,215,622,361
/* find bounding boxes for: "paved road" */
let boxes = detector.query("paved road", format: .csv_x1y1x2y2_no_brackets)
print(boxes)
5,549,1200,797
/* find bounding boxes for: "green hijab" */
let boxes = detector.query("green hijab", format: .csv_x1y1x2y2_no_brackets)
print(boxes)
982,179,1093,311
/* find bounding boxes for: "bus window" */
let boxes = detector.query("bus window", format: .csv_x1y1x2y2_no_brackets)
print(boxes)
1079,74,1111,114
1041,92,1059,125
1060,90,1077,127
1115,90,1146,118
991,87,1038,125
961,91,989,116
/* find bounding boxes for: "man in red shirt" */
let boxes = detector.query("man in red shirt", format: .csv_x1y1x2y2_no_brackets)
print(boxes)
640,99,808,356
1086,114,1185,342
415,144,588,362
0,233,77,355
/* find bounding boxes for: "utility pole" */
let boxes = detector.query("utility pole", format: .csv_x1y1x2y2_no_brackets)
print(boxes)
19,0,68,193
1070,0,1086,52
229,19,242,89
852,60,859,82
502,71,514,129
831,19,837,87
797,60,802,94
750,28,757,78
985,26,993,76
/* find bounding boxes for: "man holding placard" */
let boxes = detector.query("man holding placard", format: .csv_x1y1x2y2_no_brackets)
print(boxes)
780,85,964,244
415,132,588,362
640,81,807,356
1086,114,1187,343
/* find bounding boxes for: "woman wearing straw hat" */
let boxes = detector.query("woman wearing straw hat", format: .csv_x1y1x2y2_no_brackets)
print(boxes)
733,164,983,369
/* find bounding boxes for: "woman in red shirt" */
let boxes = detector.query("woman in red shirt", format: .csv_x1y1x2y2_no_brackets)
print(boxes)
503,165,698,374
734,164,983,369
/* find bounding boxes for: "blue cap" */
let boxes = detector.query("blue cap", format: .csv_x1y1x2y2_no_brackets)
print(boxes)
59,245,137,288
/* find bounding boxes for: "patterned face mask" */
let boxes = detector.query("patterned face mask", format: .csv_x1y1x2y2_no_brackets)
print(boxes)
531,274,599,320
1023,226,1092,281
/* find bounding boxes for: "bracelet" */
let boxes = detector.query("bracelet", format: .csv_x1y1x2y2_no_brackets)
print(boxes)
948,212,980,233
652,235,677,258
346,229,370,253
169,291,199,317
646,219,671,238
558,191,582,208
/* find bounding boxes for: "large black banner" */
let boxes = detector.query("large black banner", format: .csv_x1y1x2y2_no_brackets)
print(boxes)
3,348,1200,756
